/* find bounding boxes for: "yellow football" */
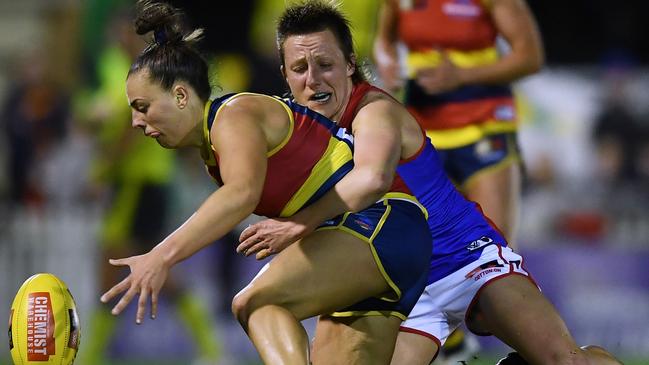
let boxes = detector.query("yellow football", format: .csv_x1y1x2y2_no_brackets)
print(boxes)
9,273,80,365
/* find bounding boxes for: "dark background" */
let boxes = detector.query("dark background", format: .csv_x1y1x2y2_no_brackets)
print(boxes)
174,0,649,66
527,0,649,65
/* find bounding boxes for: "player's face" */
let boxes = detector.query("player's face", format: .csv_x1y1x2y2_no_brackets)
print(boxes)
126,70,196,148
282,30,355,121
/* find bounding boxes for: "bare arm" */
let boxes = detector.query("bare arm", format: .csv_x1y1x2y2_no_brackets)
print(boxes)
298,100,401,221
157,98,270,266
239,99,403,258
458,0,544,85
373,0,404,93
101,95,285,323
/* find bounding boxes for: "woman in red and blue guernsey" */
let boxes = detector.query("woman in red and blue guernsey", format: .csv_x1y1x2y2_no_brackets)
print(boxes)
99,1,432,364
239,2,621,365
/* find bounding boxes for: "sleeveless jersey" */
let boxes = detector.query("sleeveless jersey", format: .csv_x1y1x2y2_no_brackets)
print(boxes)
397,0,517,148
338,82,420,199
201,93,354,218
340,82,508,284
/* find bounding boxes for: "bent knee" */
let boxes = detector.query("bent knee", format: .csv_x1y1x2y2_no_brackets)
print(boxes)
231,289,256,327
231,286,281,328
581,345,622,364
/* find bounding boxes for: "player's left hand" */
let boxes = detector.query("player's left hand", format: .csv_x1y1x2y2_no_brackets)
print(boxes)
100,249,169,324
237,218,307,260
415,51,462,94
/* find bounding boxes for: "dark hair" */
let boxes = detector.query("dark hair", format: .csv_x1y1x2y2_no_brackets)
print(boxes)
128,0,212,102
277,0,366,84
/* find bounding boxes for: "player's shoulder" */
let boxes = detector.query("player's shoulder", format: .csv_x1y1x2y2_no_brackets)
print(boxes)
357,90,407,120
216,92,288,120
222,92,282,108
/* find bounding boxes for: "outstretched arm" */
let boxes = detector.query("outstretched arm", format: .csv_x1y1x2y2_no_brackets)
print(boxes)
101,96,274,323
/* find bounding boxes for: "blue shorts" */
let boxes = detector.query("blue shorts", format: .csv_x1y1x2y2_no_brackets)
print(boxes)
437,132,520,186
316,198,432,320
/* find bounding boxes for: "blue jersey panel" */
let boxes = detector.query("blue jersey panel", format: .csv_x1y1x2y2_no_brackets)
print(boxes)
397,139,508,284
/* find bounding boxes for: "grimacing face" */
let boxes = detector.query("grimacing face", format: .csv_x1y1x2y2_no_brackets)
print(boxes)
282,30,355,122
126,70,196,149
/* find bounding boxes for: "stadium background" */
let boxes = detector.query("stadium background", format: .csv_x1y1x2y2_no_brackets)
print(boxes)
1,0,648,364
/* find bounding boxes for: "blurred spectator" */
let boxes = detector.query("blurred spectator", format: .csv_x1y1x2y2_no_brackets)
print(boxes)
592,58,642,185
634,125,649,184
579,58,649,244
1,49,70,207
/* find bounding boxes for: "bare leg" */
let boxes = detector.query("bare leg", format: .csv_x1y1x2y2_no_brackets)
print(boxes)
313,315,402,365
469,275,622,365
465,161,521,249
232,230,394,364
247,305,310,364
390,330,439,365
580,345,623,363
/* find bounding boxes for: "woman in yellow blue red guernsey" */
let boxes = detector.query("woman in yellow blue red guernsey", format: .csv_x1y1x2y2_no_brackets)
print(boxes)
375,0,544,248
99,1,432,364
237,2,622,365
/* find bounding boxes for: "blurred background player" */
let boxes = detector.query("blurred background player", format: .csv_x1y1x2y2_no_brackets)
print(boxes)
374,0,544,361
74,5,221,364
374,0,543,248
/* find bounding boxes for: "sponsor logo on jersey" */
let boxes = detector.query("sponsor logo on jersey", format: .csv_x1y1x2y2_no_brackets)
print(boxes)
466,236,493,251
465,259,504,280
354,217,374,231
495,105,515,121
27,292,55,361
475,138,506,163
443,0,482,18
335,127,354,145
472,267,504,281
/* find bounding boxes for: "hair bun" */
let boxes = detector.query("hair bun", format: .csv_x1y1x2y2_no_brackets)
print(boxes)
135,0,203,48
153,26,168,45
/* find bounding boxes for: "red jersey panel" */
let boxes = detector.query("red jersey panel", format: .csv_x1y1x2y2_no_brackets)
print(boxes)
395,0,517,135
203,93,354,218
398,0,496,51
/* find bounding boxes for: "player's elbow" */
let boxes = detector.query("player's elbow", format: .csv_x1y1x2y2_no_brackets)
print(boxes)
373,171,394,194
520,46,545,76
357,169,394,203
232,184,263,213
527,51,545,74
243,190,262,212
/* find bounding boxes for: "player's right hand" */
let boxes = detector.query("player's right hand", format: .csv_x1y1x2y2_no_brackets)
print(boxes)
100,250,169,324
